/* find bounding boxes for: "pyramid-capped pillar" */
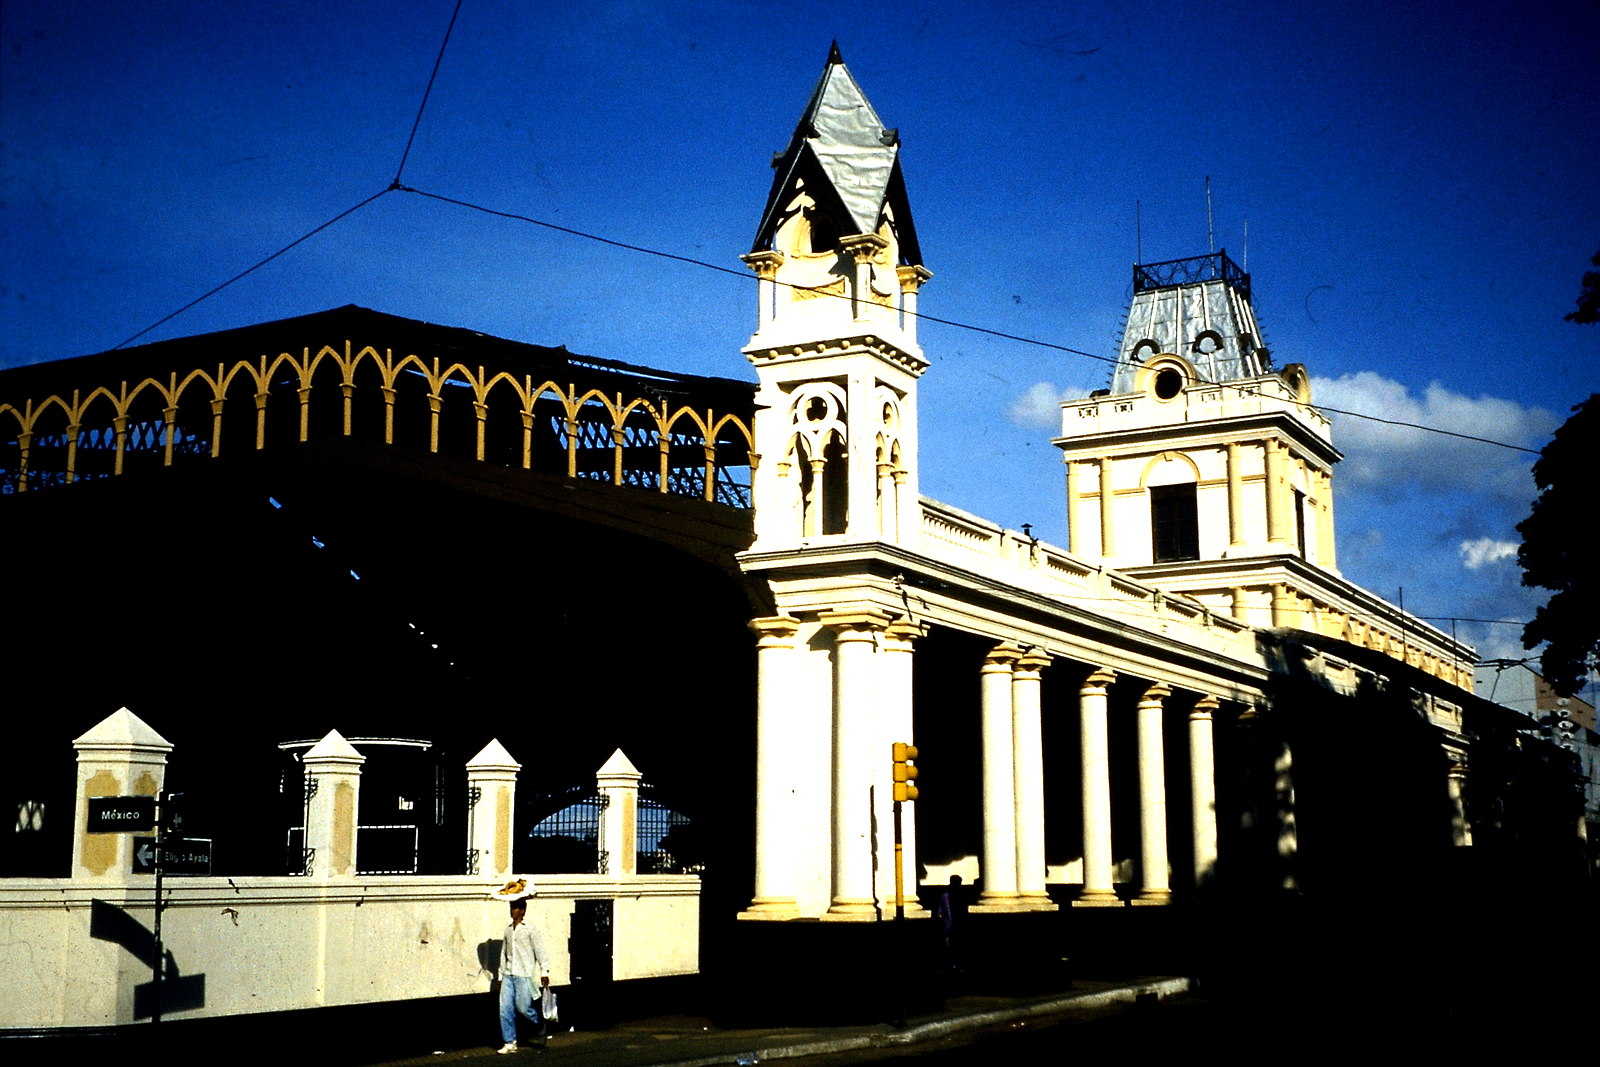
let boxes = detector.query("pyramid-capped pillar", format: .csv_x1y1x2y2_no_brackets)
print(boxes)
467,739,521,878
597,749,642,877
743,46,929,552
743,45,930,354
72,707,173,881
303,730,364,880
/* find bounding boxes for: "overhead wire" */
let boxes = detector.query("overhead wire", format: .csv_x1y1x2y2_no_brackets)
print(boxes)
105,5,1547,470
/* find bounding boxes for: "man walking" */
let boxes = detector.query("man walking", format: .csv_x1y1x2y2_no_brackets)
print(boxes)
498,898,549,1054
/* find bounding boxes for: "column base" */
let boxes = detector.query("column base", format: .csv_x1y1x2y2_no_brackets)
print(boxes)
819,898,879,921
736,898,801,921
885,901,932,919
1016,892,1058,912
1130,890,1171,907
970,892,1035,914
1072,889,1125,908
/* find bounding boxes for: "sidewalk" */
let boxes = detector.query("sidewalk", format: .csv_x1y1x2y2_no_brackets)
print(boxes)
371,976,1192,1067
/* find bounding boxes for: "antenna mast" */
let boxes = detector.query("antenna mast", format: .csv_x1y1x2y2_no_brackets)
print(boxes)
1205,176,1215,252
1136,200,1142,265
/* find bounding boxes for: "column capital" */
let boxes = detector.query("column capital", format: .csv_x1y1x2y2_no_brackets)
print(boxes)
1190,695,1220,720
839,232,889,263
983,642,1023,669
895,264,933,292
1138,682,1173,705
1013,648,1052,674
740,250,785,279
882,617,927,647
1080,668,1116,694
749,615,801,643
818,607,892,636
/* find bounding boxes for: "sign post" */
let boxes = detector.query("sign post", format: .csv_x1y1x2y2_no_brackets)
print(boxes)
88,791,202,1023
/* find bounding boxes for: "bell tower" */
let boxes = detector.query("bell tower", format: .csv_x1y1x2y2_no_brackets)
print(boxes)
742,44,931,551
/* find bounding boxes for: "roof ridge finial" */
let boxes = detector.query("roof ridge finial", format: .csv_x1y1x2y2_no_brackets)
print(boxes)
828,40,844,65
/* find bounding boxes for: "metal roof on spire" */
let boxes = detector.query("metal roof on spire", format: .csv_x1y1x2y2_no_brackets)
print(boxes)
751,45,922,264
1108,249,1270,392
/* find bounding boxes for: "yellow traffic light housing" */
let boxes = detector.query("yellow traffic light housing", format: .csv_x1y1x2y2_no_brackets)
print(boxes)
892,742,919,803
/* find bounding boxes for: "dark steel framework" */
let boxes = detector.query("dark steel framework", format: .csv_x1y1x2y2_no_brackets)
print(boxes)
1134,250,1252,304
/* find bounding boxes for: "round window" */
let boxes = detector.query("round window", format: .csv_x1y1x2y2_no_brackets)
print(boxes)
1153,367,1184,400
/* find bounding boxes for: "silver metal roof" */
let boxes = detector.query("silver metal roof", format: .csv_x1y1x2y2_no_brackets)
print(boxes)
751,44,922,264
1108,251,1269,392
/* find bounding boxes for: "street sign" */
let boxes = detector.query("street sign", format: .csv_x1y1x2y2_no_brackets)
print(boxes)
87,795,156,833
132,837,212,875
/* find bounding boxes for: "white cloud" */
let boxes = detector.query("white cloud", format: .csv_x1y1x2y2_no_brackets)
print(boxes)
1310,371,1557,505
1459,537,1518,570
1009,381,1068,429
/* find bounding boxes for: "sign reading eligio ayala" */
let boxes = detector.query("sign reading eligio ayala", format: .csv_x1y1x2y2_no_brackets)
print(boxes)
86,795,156,833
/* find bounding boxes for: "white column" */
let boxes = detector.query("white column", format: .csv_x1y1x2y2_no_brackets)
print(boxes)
1264,438,1288,545
304,730,365,881
742,615,802,919
1274,737,1298,891
975,644,1020,909
597,749,643,877
1012,650,1054,910
1076,669,1121,906
1447,760,1472,847
741,250,785,335
72,707,173,882
895,264,931,345
878,619,928,916
1133,683,1172,905
1188,697,1220,889
1097,459,1116,558
466,739,520,879
1226,441,1245,551
1066,460,1086,555
822,609,888,918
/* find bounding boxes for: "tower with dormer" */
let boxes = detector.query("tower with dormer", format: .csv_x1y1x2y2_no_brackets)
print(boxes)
1055,251,1473,688
1055,250,1341,628
742,44,931,552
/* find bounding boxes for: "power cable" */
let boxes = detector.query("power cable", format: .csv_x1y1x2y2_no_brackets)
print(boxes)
113,189,392,351
394,186,1544,456
393,0,465,187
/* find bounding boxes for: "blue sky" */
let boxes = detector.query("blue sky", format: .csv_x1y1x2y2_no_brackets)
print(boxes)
3,0,1597,664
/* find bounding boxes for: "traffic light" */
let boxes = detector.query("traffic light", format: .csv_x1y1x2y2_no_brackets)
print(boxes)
892,742,919,803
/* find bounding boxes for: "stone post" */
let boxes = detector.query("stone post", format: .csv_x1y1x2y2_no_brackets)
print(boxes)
303,730,365,880
467,739,521,879
1076,669,1121,906
597,749,643,877
72,707,173,882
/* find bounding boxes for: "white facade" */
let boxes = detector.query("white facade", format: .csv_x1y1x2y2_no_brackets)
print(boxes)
734,49,1481,922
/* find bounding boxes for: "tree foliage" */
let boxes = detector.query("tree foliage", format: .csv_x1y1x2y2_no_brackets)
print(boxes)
1568,247,1600,325
1518,393,1600,696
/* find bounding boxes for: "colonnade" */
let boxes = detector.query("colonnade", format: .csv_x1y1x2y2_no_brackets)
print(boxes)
739,613,1232,919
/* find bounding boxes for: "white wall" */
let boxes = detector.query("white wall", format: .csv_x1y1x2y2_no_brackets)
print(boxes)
0,873,699,1029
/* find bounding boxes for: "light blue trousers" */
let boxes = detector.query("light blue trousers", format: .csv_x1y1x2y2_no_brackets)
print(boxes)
499,975,544,1044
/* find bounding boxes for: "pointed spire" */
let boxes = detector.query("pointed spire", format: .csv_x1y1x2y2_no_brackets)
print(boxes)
752,46,922,265
73,707,173,754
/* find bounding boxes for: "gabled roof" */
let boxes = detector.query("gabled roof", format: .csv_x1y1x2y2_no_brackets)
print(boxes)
751,44,922,265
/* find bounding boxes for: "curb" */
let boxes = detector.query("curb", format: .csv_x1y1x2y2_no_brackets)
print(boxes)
641,977,1194,1067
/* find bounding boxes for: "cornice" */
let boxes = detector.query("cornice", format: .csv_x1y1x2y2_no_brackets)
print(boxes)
743,334,929,376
